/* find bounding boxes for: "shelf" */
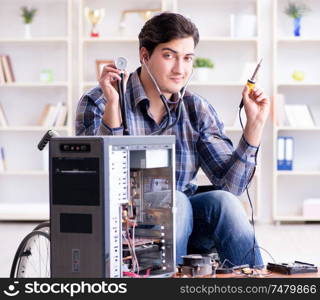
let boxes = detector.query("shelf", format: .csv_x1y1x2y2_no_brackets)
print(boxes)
276,126,320,131
277,82,320,87
200,37,258,42
190,81,244,87
83,81,98,87
0,126,68,132
0,203,49,221
82,37,138,43
0,171,48,176
0,37,69,43
0,0,72,221
276,171,320,176
0,82,69,87
274,216,320,222
81,36,258,43
277,37,320,42
78,0,262,223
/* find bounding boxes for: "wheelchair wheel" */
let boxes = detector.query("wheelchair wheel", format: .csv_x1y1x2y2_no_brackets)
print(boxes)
10,230,50,278
33,221,50,233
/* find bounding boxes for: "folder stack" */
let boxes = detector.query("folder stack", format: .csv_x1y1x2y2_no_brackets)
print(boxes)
277,136,294,171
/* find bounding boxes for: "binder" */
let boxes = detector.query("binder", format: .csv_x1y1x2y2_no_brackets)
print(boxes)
277,136,294,171
284,137,294,171
277,136,285,170
0,146,7,171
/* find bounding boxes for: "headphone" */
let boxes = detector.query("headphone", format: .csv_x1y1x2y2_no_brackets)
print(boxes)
141,53,194,134
115,57,129,135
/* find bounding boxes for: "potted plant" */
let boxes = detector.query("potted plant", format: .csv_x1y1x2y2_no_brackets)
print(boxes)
20,6,37,38
284,2,310,37
193,57,214,82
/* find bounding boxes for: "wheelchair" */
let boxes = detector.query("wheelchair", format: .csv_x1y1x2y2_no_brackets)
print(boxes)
9,130,218,278
9,132,55,278
10,221,50,278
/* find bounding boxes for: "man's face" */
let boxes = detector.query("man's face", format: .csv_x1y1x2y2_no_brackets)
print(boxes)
144,37,195,95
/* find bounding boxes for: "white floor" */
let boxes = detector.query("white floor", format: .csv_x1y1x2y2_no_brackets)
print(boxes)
1,222,320,277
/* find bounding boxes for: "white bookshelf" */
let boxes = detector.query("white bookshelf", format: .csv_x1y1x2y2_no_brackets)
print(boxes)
0,37,69,42
272,0,320,222
176,0,262,219
0,203,49,221
0,126,69,132
78,0,262,220
0,82,69,87
0,170,48,176
0,0,73,220
0,0,262,220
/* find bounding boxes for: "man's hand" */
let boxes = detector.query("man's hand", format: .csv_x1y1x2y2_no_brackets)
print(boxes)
99,63,129,104
242,85,270,125
241,85,270,147
99,63,129,129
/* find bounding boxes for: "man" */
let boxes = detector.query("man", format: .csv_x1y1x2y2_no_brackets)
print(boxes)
76,12,270,267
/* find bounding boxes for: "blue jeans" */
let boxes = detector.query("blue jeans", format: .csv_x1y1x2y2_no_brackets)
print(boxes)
175,190,263,268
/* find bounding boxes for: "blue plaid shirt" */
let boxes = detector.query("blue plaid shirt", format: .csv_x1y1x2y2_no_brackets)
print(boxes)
76,68,258,196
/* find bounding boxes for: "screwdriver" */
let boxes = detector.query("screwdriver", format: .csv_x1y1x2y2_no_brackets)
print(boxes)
239,58,263,109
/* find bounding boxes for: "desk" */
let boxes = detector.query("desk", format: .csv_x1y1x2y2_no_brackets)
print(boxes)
174,270,320,278
216,271,320,278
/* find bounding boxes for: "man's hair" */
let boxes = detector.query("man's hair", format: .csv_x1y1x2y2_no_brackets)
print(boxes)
138,12,199,56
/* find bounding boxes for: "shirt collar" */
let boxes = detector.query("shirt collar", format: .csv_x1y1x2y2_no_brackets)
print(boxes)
131,67,148,107
130,67,188,109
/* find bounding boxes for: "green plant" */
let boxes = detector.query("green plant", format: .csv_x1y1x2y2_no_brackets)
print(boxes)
20,6,37,24
284,2,310,19
193,57,214,68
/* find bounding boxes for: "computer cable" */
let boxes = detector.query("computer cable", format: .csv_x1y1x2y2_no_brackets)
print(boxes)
238,59,262,268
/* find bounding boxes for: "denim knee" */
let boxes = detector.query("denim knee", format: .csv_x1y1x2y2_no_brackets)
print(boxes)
189,190,262,267
175,191,193,264
175,191,193,236
191,190,253,234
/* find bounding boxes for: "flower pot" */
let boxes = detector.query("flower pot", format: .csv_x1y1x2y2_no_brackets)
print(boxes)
24,24,31,39
194,68,210,82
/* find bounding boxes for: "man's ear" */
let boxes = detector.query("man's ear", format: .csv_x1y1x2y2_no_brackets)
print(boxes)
140,47,149,63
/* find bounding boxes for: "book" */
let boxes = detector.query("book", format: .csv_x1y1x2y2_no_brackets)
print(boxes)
42,104,56,127
0,149,4,172
272,93,287,126
55,104,68,126
0,57,6,84
51,101,63,126
5,55,15,82
0,102,9,126
309,105,320,127
284,104,315,128
37,104,51,126
0,55,14,83
0,146,7,171
42,102,64,127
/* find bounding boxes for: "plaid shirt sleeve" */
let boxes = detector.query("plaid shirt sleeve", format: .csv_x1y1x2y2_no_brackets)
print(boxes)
75,91,124,136
197,100,258,196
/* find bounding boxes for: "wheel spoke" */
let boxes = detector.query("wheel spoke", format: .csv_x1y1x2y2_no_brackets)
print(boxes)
13,230,50,278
